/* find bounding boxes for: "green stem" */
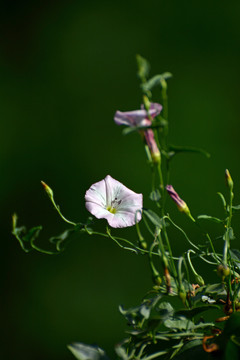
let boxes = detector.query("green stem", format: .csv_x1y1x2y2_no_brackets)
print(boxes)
149,240,161,281
51,197,76,226
161,81,168,121
162,227,178,279
178,256,184,287
142,214,155,237
165,215,200,251
223,188,234,265
187,250,199,277
194,220,219,263
157,162,164,194
30,241,59,255
84,227,161,256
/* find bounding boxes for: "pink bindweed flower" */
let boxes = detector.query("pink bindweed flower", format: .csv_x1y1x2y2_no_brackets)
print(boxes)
114,103,162,163
114,103,162,127
85,175,143,228
166,185,190,215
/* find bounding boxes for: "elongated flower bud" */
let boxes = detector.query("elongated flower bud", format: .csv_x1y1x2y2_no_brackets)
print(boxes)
144,129,161,164
225,169,233,190
166,185,190,213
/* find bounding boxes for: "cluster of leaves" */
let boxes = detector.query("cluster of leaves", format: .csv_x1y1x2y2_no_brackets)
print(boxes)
68,281,240,359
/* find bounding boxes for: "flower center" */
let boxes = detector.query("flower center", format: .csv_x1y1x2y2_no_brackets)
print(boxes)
106,198,122,214
106,206,117,214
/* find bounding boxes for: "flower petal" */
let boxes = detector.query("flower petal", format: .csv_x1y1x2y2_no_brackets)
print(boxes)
85,201,110,219
114,109,151,127
107,209,141,228
149,103,163,118
85,178,106,207
114,103,162,127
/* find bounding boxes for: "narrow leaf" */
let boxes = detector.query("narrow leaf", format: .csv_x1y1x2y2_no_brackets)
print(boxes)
68,343,109,360
230,249,240,263
49,228,78,252
217,192,227,209
175,305,219,319
143,209,163,228
122,127,138,136
197,215,223,224
232,205,240,211
205,283,226,295
169,144,210,158
12,214,42,253
141,73,172,91
136,54,150,79
149,189,161,202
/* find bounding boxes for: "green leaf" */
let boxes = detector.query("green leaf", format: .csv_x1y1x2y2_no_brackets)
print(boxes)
175,340,208,359
197,215,223,224
157,302,174,320
115,344,128,360
122,127,138,136
149,189,161,202
230,249,240,267
68,343,109,360
175,305,219,319
49,228,78,252
223,313,240,338
12,214,43,253
232,205,240,211
192,322,215,330
225,338,240,360
143,209,164,228
141,73,173,92
12,214,82,254
176,339,203,355
217,192,227,209
168,144,210,158
164,317,194,331
151,116,168,129
205,283,226,295
223,227,235,241
136,54,150,79
119,300,153,325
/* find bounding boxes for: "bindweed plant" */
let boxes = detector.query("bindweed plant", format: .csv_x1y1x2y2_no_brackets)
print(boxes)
12,55,240,360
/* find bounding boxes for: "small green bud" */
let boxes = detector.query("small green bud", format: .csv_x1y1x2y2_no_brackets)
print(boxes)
178,289,187,304
217,264,230,278
153,274,162,286
195,274,205,286
41,181,54,198
12,213,18,229
235,300,240,311
140,240,147,250
225,169,233,190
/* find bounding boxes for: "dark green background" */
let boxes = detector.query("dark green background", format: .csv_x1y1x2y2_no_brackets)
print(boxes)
2,1,240,359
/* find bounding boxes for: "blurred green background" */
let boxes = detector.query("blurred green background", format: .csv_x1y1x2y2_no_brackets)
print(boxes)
2,0,240,359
